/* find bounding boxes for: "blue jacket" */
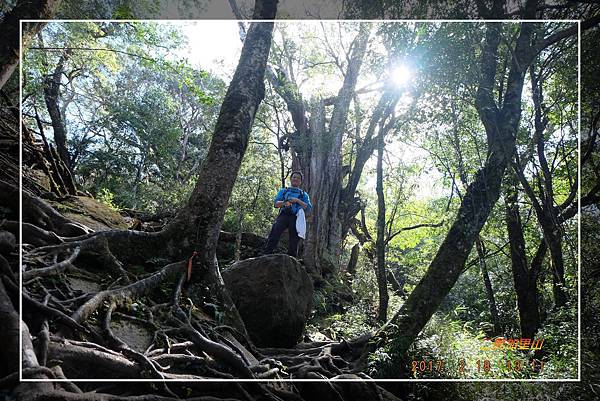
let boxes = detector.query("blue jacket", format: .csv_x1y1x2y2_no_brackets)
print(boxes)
274,186,312,215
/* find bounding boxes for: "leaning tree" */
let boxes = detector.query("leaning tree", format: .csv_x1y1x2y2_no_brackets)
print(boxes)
362,0,600,365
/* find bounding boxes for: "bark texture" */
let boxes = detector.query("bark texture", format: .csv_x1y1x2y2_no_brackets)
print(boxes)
43,50,72,170
505,172,542,339
375,109,388,322
161,3,278,334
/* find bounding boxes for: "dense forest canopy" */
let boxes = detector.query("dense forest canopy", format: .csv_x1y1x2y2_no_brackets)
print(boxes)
20,17,583,373
0,0,599,400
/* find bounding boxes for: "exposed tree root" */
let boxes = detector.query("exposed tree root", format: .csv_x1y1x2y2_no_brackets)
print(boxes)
0,177,403,401
178,323,255,379
0,367,56,389
70,260,185,323
27,391,245,401
2,220,63,247
23,247,80,280
3,277,90,335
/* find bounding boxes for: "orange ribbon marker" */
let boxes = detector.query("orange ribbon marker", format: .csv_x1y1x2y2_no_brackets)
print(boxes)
187,251,198,282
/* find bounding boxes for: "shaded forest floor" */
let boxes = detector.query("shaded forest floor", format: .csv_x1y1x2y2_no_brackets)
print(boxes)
0,104,400,399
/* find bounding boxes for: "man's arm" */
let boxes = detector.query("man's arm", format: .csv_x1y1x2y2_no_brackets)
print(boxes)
274,188,286,208
291,192,312,212
292,198,307,209
304,192,312,213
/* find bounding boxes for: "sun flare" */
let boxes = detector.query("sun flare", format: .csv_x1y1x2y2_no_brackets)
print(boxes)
392,64,413,87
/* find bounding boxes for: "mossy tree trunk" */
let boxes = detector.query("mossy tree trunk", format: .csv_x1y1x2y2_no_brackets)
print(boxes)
160,0,279,333
42,50,72,171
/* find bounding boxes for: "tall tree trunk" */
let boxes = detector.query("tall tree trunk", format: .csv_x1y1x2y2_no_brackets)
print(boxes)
266,25,375,279
530,61,568,308
162,0,278,333
505,173,541,339
375,116,388,322
475,236,500,335
339,90,399,244
32,106,76,195
300,24,370,278
513,165,568,308
43,51,72,171
451,100,501,336
0,0,62,90
544,224,567,307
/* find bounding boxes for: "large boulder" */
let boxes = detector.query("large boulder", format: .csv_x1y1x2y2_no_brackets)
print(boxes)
222,254,313,348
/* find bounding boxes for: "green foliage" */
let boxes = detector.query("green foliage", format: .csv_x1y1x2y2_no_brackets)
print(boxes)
222,121,282,237
96,188,120,211
22,21,226,213
307,298,374,342
19,20,583,384
309,273,352,317
56,0,206,19
535,302,578,378
113,4,135,19
369,309,575,379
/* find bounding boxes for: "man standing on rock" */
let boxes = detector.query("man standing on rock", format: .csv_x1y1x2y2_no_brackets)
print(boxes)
262,171,312,257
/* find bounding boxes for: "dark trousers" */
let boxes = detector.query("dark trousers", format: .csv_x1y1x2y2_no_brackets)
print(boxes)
263,212,300,257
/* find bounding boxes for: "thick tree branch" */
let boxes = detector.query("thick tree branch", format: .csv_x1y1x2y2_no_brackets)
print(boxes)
533,15,600,56
385,221,444,246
